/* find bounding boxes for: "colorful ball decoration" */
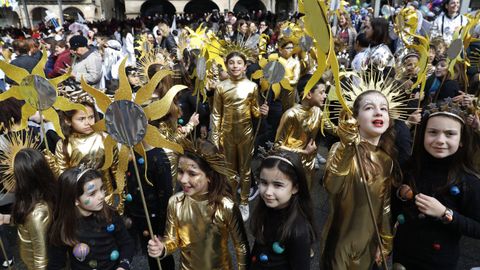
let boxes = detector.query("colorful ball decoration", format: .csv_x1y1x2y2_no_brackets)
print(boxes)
73,243,90,262
397,214,406,225
125,193,133,202
106,224,115,233
110,250,120,261
397,184,414,201
272,242,285,254
259,253,268,262
450,186,460,196
138,157,145,165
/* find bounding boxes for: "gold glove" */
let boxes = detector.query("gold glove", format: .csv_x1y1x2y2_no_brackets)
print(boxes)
336,110,360,146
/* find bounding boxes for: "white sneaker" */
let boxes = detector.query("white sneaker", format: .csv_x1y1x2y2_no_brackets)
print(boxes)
239,204,249,221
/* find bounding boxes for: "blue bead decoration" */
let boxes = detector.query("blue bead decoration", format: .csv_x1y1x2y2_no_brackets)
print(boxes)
106,224,115,233
110,250,119,261
126,194,133,202
450,186,460,196
138,158,145,165
272,242,285,254
397,214,405,224
178,118,184,125
259,253,268,262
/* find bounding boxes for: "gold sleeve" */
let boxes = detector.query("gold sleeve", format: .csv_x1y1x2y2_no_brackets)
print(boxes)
274,111,303,154
163,196,179,256
225,203,249,269
250,84,261,119
24,204,50,269
323,142,355,194
54,140,67,177
211,86,223,149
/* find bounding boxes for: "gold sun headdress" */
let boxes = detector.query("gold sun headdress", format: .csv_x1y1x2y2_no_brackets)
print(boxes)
137,47,175,85
179,138,236,179
81,57,186,190
0,129,41,193
336,69,413,120
0,48,85,138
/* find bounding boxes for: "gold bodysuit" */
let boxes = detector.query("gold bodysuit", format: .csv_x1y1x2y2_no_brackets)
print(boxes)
162,192,249,270
279,56,301,109
322,141,393,270
275,104,322,189
18,202,50,270
211,77,261,204
54,132,120,208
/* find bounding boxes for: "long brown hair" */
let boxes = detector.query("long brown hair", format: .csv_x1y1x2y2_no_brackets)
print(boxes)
49,168,113,246
12,148,57,225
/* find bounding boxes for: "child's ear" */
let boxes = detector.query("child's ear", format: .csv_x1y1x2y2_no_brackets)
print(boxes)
75,199,80,206
292,185,298,195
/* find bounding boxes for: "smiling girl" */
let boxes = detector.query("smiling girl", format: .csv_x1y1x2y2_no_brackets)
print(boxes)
322,90,399,269
250,151,316,269
48,168,134,270
147,139,249,270
393,101,480,269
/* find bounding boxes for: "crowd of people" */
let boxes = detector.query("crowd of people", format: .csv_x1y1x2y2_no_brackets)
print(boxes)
0,0,479,269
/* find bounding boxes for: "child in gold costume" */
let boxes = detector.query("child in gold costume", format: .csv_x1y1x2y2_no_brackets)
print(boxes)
54,101,121,210
211,52,269,221
275,76,328,189
322,90,399,270
147,139,250,270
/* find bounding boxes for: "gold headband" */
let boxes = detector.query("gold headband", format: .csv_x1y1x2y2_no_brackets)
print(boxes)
265,155,294,167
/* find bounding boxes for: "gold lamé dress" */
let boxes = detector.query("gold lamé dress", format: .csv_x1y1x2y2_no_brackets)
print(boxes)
162,192,249,270
279,56,300,110
211,77,261,204
274,104,322,189
54,132,120,208
322,141,393,270
18,201,51,270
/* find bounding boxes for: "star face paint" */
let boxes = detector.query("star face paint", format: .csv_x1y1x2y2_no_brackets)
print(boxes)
76,178,106,216
177,157,209,196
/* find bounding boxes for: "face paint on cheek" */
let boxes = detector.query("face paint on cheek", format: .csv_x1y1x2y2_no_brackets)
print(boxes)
84,199,91,205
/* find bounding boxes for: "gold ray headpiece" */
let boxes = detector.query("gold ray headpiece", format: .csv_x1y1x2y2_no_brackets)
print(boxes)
137,48,175,84
0,129,41,193
180,138,236,179
206,33,258,64
333,68,412,121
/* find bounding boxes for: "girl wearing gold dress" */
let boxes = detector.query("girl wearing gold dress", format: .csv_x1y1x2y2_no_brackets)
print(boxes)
147,139,249,270
12,149,57,270
322,90,399,269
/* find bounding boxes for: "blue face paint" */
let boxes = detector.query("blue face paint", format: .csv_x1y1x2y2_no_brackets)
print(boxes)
87,183,95,192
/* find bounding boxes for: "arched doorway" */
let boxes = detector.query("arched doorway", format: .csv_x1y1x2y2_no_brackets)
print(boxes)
183,0,219,15
233,0,267,13
0,7,20,27
63,7,84,22
140,0,176,17
275,0,293,20
31,7,48,27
